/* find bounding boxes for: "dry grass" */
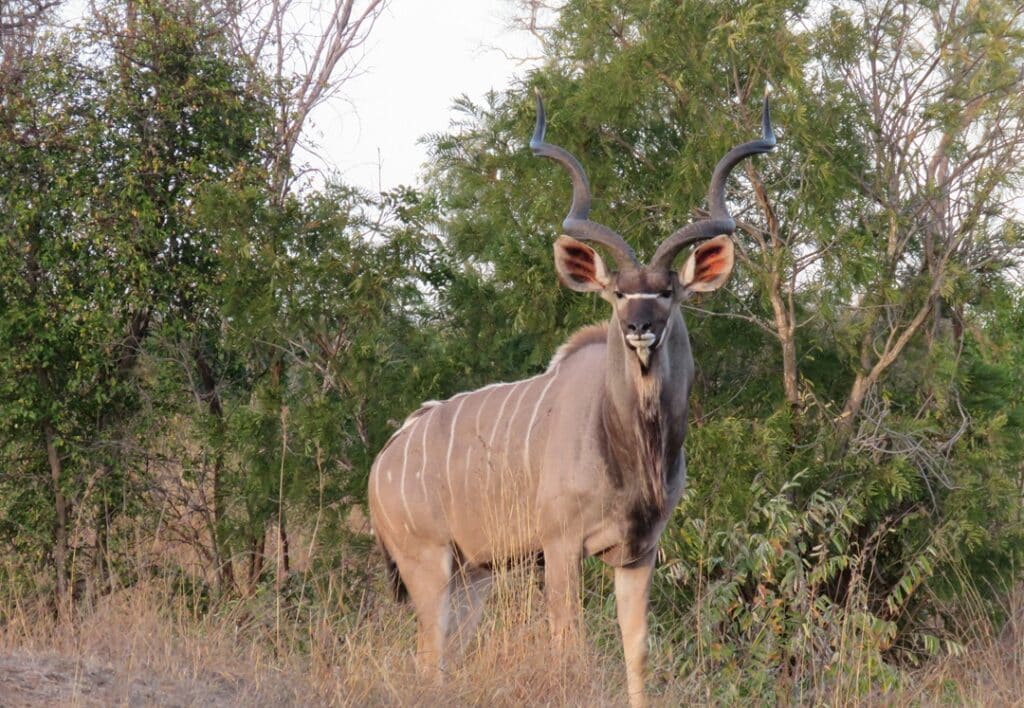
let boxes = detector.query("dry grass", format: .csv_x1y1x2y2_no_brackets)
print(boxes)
883,588,1024,707
2,550,1022,707
0,585,305,705
0,560,627,707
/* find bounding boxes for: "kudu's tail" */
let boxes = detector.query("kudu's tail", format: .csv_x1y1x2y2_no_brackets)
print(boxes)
379,541,409,603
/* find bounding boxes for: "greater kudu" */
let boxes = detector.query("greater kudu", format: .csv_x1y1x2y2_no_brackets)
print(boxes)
369,94,775,705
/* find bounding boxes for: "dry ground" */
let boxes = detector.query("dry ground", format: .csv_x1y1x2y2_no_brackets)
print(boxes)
0,651,251,707
0,583,315,707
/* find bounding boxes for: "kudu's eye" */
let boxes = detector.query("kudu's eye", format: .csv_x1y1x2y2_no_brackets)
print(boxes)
659,289,672,298
614,291,624,300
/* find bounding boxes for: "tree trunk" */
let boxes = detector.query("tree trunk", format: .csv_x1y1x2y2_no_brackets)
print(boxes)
767,279,801,411
43,420,70,621
195,348,234,593
279,515,290,575
247,529,266,592
836,285,941,453
211,454,234,592
93,498,112,597
747,159,801,415
276,403,290,592
836,371,870,449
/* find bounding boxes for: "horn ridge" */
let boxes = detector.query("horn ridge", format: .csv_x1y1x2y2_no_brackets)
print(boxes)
651,95,776,270
706,97,776,221
530,92,592,222
531,92,639,270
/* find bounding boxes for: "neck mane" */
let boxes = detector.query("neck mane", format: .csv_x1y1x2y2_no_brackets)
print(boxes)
544,315,692,532
601,311,691,550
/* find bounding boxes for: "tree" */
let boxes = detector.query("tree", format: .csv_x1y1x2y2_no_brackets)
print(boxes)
163,179,440,592
136,0,393,591
0,0,273,612
219,0,388,200
824,2,1024,440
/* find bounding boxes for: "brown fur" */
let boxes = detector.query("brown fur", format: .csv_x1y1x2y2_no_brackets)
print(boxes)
546,323,609,371
550,322,667,532
599,386,667,562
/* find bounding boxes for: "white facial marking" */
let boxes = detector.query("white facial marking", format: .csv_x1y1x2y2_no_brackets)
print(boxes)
621,292,662,300
626,332,658,367
635,346,651,367
626,333,658,347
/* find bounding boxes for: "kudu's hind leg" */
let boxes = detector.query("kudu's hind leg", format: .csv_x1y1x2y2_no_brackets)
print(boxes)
614,549,656,708
447,564,493,656
393,543,453,680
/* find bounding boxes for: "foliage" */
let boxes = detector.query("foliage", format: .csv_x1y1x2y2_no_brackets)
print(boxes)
1,0,1022,701
0,0,272,605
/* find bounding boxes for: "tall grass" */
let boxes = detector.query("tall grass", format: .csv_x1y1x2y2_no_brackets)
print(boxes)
1,523,1021,706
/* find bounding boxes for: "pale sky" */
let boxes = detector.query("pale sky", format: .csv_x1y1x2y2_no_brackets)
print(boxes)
301,0,541,192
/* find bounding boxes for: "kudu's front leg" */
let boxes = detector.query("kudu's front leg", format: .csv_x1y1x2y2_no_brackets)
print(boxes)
615,549,656,708
543,540,583,649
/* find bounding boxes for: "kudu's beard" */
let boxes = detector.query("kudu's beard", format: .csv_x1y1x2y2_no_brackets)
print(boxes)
625,333,659,370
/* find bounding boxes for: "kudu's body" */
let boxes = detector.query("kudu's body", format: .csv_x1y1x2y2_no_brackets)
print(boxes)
369,94,775,706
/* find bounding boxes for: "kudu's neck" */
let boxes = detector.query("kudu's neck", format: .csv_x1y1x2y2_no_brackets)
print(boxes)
604,309,692,422
600,309,693,520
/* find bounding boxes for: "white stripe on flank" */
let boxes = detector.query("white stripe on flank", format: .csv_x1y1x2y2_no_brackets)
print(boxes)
487,383,517,472
475,385,497,441
419,405,437,500
399,418,417,531
445,394,468,505
371,459,400,536
524,366,560,472
468,385,498,501
503,378,534,472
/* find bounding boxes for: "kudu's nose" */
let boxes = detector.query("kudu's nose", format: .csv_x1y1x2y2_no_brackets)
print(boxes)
627,321,652,334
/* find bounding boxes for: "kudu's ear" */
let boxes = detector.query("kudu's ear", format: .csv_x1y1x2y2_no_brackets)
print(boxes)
554,235,611,292
679,235,734,294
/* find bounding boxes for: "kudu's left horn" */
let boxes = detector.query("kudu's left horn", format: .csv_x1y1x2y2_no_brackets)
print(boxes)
650,93,777,270
530,92,640,270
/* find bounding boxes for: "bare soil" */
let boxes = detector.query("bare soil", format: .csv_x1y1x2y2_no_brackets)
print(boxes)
0,651,280,707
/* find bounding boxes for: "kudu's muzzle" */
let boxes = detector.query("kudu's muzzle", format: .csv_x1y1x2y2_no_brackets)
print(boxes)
622,302,664,367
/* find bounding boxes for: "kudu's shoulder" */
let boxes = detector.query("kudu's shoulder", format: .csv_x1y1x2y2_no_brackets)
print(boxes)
547,322,609,371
